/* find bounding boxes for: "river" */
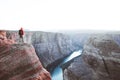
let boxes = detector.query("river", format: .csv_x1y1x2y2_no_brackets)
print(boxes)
51,50,82,80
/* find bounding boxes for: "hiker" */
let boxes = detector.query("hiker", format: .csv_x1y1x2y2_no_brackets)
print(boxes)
19,27,24,43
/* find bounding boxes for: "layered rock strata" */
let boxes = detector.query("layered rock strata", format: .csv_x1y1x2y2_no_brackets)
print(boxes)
63,34,120,80
0,43,51,80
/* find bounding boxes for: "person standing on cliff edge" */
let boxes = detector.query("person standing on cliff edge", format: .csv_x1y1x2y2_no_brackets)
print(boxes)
19,27,24,43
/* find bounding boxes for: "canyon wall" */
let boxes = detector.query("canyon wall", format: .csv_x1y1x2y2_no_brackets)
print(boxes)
6,31,77,69
63,34,120,80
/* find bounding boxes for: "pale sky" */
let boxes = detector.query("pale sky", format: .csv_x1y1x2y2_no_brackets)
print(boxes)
0,0,120,31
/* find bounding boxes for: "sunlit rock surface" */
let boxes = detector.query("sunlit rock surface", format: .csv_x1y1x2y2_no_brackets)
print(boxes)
63,34,120,80
0,43,51,80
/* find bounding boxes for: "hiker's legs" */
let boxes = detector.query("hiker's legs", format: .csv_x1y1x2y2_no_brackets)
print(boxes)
22,37,24,43
19,36,24,43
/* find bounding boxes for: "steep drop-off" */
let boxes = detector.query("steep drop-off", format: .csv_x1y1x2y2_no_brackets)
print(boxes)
6,31,77,71
63,34,120,80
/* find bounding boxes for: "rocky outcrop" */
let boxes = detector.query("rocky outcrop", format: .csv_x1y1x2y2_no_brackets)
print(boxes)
0,30,15,45
0,43,51,80
63,34,120,80
6,31,76,70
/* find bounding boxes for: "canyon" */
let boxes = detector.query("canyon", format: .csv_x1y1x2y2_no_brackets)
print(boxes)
7,31,88,71
1,30,120,80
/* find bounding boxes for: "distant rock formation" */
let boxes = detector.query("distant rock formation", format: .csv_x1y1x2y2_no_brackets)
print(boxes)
68,33,90,49
0,43,51,80
63,34,120,80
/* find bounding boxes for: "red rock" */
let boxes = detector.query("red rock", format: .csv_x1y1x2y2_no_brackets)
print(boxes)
0,44,51,80
0,30,15,45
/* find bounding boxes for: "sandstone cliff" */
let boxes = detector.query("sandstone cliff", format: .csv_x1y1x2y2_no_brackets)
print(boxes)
63,34,120,80
0,43,51,80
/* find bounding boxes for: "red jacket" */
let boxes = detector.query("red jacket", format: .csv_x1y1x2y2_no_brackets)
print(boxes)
19,28,24,36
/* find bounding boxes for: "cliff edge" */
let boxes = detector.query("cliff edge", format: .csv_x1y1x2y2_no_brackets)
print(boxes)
0,43,51,80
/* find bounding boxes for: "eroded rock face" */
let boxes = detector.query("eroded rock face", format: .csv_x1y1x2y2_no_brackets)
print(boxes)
6,31,76,69
0,43,51,80
69,33,90,49
63,34,120,80
33,32,75,68
0,30,15,45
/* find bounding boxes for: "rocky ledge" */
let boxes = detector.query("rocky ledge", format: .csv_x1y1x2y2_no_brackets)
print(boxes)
63,34,120,80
